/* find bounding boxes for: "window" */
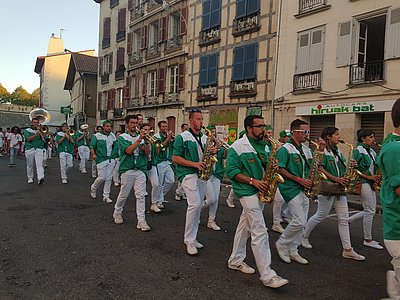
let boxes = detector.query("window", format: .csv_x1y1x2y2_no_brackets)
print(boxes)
169,13,180,38
199,53,219,87
168,65,179,94
115,88,123,108
236,0,260,19
295,26,324,74
150,22,159,46
148,71,157,97
102,17,111,48
134,30,141,53
117,8,126,41
103,53,113,74
102,91,108,110
232,43,258,81
202,0,221,31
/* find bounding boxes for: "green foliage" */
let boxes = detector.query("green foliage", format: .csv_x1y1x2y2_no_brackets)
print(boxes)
0,85,39,107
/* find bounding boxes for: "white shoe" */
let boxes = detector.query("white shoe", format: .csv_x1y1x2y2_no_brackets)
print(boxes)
275,240,291,263
92,174,97,178
175,194,182,201
228,262,255,274
114,182,120,187
301,237,313,249
90,187,96,199
263,276,289,289
157,202,164,209
342,248,365,261
226,198,235,208
151,203,161,213
28,178,34,184
137,220,151,231
103,197,113,204
82,170,87,174
113,213,123,224
207,221,221,231
289,254,308,265
363,240,383,250
62,179,68,184
182,194,187,200
194,240,204,249
186,243,198,255
272,224,285,234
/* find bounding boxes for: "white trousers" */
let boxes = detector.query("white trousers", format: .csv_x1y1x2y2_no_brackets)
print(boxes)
92,160,97,177
385,240,400,299
148,165,163,204
157,161,175,198
227,188,235,201
114,170,147,222
47,145,52,158
181,174,207,244
348,183,376,240
304,194,351,249
59,152,73,180
78,146,90,172
113,158,120,184
228,194,277,282
91,159,115,198
279,192,309,255
25,148,44,181
205,176,220,222
176,181,186,197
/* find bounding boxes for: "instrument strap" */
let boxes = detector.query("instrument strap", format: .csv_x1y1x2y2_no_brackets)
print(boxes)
189,128,204,153
331,147,346,169
290,139,310,170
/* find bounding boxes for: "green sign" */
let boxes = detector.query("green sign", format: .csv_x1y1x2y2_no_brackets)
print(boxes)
60,106,73,114
209,108,238,127
246,106,262,116
311,104,375,115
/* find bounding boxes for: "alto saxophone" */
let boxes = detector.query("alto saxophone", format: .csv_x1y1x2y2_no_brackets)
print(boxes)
304,139,327,200
339,140,362,193
198,127,218,181
372,142,382,192
259,137,284,203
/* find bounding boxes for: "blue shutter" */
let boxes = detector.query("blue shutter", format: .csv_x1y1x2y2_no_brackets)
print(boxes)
210,0,221,29
208,53,219,85
236,0,246,19
244,43,258,80
202,1,211,31
232,46,245,81
247,0,260,15
199,55,209,87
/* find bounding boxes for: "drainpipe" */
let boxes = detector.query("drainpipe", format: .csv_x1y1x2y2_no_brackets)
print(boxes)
272,0,283,133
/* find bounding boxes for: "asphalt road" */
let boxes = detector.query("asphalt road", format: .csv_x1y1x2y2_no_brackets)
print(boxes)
0,155,391,299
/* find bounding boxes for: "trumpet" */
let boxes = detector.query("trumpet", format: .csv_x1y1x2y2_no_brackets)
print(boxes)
40,125,49,134
217,138,230,149
68,128,75,136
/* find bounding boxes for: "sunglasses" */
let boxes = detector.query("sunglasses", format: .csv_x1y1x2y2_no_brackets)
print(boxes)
292,130,310,134
251,124,266,128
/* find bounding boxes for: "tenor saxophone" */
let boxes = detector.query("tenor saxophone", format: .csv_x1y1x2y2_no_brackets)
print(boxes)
339,140,362,193
259,137,284,203
372,142,382,192
304,139,327,200
198,127,218,181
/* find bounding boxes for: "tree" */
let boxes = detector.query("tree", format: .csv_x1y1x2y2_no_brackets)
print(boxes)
11,86,31,100
0,83,10,103
31,88,40,99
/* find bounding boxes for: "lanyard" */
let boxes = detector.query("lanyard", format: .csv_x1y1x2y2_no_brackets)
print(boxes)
189,128,204,153
289,139,310,169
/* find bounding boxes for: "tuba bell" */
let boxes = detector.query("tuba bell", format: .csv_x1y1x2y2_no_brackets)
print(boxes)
29,108,51,125
80,124,89,130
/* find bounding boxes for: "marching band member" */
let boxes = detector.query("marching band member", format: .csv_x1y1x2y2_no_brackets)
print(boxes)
275,119,313,265
172,109,208,255
377,98,400,300
112,131,123,187
24,117,46,184
348,129,383,249
175,123,189,201
226,115,288,288
113,115,151,231
91,125,103,178
301,126,365,261
8,126,22,167
147,128,163,213
56,123,75,184
90,120,117,203
75,125,91,174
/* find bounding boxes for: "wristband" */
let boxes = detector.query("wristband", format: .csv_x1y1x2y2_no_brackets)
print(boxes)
249,178,254,185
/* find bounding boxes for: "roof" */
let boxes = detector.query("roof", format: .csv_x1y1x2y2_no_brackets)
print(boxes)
0,111,31,128
64,53,98,90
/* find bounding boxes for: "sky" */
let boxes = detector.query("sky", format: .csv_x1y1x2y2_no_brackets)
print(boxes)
0,0,99,93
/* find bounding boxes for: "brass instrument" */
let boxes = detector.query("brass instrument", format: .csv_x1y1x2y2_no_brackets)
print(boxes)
198,126,218,181
68,128,75,136
259,137,284,203
29,108,51,141
143,130,164,150
372,142,382,192
304,139,327,200
217,138,230,150
339,140,362,193
80,124,89,130
40,125,49,134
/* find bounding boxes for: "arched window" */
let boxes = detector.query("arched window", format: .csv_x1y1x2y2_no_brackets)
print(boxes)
167,116,176,133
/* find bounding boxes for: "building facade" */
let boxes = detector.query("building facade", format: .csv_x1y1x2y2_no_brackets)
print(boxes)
274,0,400,145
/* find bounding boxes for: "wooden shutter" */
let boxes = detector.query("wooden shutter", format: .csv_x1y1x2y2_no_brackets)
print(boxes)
163,16,168,41
134,75,139,98
108,52,113,73
208,53,219,85
97,92,102,111
159,17,168,42
232,46,245,81
296,30,311,74
123,77,131,100
210,0,221,29
178,63,185,90
309,28,324,71
336,20,353,67
158,68,165,94
236,0,246,19
110,89,116,109
385,7,400,59
202,0,211,30
103,17,111,39
116,47,125,70
118,9,123,32
141,25,148,49
180,7,188,35
199,56,209,86
127,32,133,55
244,43,258,80
107,90,112,110
99,56,103,76
128,0,133,10
247,0,260,15
142,73,147,95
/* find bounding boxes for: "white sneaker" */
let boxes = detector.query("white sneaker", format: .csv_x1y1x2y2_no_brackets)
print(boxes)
194,240,204,249
90,187,96,199
342,248,366,261
182,194,187,200
113,213,123,224
226,198,235,208
207,221,221,231
103,197,113,204
186,243,198,255
363,240,383,250
301,237,313,249
151,203,161,213
275,240,291,263
28,178,34,184
263,276,289,289
175,194,182,201
62,179,68,184
82,170,87,174
114,182,120,187
92,174,97,178
157,202,164,209
272,224,285,234
289,254,309,265
137,220,150,231
228,262,256,274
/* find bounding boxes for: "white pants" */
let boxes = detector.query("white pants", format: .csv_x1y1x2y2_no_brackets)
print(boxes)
181,174,207,244
385,240,400,299
205,176,220,222
78,146,90,172
273,190,292,225
47,145,52,158
91,159,115,198
157,161,175,198
113,158,120,184
279,192,309,255
176,181,186,197
114,170,147,222
348,183,376,240
25,148,44,181
92,160,97,177
59,152,73,180
304,194,351,249
228,194,277,283
148,165,163,204
227,188,235,201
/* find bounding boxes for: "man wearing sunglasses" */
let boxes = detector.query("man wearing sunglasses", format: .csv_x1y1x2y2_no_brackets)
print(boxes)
275,119,313,265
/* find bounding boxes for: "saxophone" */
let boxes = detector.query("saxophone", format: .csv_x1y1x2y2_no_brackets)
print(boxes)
372,142,382,192
198,127,218,181
304,139,327,200
259,137,284,203
339,140,362,193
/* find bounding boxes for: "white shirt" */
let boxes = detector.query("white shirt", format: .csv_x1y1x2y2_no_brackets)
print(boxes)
8,133,23,149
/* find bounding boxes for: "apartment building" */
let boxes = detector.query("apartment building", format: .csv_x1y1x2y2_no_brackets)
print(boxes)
274,0,400,145
187,0,278,138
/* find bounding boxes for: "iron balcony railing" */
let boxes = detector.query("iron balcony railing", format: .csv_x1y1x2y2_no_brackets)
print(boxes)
298,0,327,14
100,110,108,119
199,27,221,47
146,43,160,57
116,30,126,42
349,60,385,85
165,93,179,103
165,35,182,51
110,0,119,8
130,5,144,23
197,85,218,101
229,80,257,98
101,73,110,85
233,12,260,37
293,70,322,92
143,96,158,105
126,98,141,108
129,51,142,66
113,108,124,118
102,38,110,49
115,69,125,81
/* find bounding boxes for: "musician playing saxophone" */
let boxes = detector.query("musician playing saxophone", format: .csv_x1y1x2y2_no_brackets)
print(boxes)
226,115,288,289
348,129,383,250
302,126,365,261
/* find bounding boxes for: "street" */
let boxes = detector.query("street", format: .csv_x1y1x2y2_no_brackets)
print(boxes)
0,155,391,299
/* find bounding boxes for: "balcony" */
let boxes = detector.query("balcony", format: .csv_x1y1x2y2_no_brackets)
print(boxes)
349,61,385,85
233,13,260,37
165,93,180,103
101,73,110,84
197,85,218,101
102,38,110,49
229,80,257,98
293,71,322,93
115,69,125,81
100,110,108,119
116,30,126,42
130,5,144,23
146,43,160,58
143,96,158,106
113,108,124,118
110,0,119,8
199,27,221,47
165,36,182,53
129,51,142,67
147,0,160,12
296,0,331,17
126,98,141,109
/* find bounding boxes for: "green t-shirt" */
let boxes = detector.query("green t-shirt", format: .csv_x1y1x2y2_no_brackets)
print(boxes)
55,132,75,155
153,132,174,164
173,130,207,182
321,146,347,179
24,128,44,150
90,131,118,164
212,147,226,181
75,130,90,147
226,134,264,198
117,132,148,176
354,143,377,185
377,133,400,240
276,140,313,202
